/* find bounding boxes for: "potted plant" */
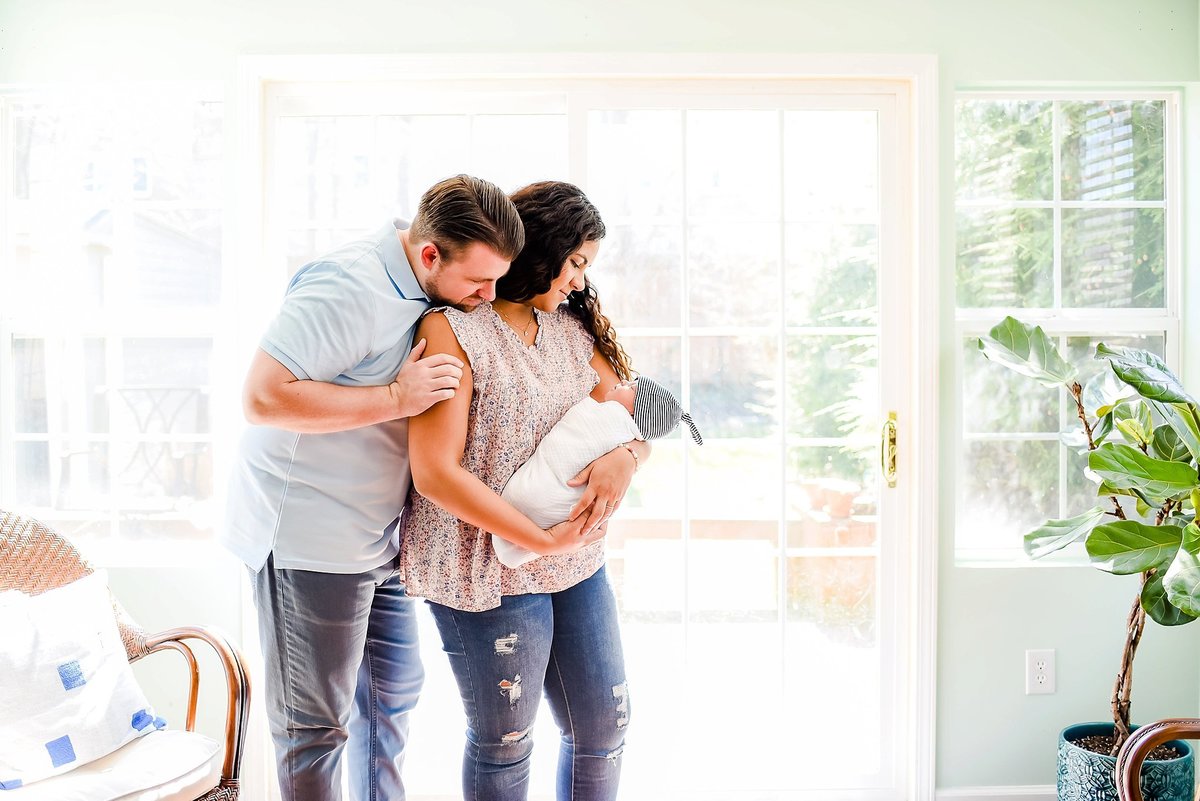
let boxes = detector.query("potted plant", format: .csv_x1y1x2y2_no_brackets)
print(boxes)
976,317,1199,801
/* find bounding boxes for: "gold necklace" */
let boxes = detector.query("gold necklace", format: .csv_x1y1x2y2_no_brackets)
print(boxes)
496,305,536,338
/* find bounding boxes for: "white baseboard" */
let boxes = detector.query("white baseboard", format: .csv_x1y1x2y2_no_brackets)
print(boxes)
936,787,1055,801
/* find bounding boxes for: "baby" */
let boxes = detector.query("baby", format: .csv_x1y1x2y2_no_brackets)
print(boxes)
495,376,703,568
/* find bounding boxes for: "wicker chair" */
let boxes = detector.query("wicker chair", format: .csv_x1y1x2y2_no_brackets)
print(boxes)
0,510,250,801
1115,719,1200,801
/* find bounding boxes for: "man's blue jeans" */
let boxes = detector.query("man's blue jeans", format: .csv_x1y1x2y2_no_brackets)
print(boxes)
427,565,629,801
250,554,424,801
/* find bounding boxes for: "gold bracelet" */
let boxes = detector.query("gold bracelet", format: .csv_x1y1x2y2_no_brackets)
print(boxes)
620,442,640,472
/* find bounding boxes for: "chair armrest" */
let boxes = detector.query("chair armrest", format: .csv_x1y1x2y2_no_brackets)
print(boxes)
143,626,252,788
1115,718,1200,801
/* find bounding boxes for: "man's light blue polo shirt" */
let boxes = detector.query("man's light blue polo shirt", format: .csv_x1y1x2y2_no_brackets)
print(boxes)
222,220,431,573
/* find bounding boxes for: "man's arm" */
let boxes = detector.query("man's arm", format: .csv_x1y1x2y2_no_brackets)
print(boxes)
242,339,464,434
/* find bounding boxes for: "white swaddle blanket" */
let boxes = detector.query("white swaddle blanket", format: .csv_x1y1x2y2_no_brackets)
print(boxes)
495,397,642,568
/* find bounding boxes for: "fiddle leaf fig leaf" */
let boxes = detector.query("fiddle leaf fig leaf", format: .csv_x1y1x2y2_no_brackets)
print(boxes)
1083,369,1138,418
1149,401,1200,463
1089,443,1199,502
1164,523,1200,619
1143,569,1199,626
1092,412,1114,446
977,317,1077,388
1023,507,1108,559
1097,344,1196,405
1086,521,1183,575
1151,425,1193,463
1113,402,1153,447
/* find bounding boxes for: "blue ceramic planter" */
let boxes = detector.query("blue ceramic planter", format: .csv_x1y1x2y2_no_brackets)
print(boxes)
1058,722,1194,801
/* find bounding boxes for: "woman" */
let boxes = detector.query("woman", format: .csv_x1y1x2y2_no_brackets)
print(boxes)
402,180,644,801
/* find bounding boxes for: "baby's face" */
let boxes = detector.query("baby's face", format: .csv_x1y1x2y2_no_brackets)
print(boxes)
605,380,637,414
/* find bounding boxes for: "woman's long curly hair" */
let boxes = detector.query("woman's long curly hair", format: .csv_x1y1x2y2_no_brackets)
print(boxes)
499,181,632,380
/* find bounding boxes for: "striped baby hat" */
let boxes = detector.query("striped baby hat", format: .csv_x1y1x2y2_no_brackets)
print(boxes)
631,376,703,445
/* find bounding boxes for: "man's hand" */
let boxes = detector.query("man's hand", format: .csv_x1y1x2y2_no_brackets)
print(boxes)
389,338,465,418
567,446,636,535
542,516,610,554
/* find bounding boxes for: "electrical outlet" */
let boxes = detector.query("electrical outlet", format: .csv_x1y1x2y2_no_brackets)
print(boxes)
1025,649,1056,695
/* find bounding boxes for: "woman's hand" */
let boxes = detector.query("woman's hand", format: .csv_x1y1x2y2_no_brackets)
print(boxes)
567,445,638,535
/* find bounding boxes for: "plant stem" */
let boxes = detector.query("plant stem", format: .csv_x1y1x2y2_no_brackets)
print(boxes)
1071,383,1095,448
1109,573,1150,755
1070,383,1126,521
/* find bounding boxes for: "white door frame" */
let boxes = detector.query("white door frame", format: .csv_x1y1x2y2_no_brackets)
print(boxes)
234,52,940,801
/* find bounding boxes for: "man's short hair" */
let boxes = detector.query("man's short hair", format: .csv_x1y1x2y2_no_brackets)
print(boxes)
409,175,525,262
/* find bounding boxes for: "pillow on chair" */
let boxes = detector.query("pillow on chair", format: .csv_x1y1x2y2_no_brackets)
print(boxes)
0,571,165,790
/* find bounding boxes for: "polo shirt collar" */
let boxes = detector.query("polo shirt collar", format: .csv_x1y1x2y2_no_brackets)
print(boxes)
382,219,428,301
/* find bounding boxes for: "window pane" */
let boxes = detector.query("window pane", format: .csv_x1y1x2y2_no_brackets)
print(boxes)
127,99,223,204
1066,334,1165,391
961,337,1059,434
12,101,121,201
125,209,222,309
376,116,471,215
956,207,1054,308
786,334,877,439
960,439,1060,550
679,623,783,787
620,438,684,517
13,338,108,435
619,335,681,403
618,621,684,793
784,110,878,221
122,338,211,387
15,441,52,507
470,114,568,191
689,439,780,521
788,554,876,640
686,110,780,220
12,205,111,315
785,223,878,328
588,110,683,219
689,335,778,438
787,445,877,541
1062,208,1164,308
592,225,682,328
606,518,684,619
689,519,778,617
955,100,1054,201
36,441,111,512
1061,100,1164,202
285,227,367,275
111,339,212,435
113,441,212,511
13,339,48,433
276,116,375,223
688,223,779,328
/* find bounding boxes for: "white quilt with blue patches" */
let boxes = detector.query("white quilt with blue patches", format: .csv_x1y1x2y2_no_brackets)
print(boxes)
0,571,163,791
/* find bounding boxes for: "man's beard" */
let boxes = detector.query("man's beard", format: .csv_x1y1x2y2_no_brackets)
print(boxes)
425,271,483,312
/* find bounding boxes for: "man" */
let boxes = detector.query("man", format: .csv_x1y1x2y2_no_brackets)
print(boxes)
221,175,524,801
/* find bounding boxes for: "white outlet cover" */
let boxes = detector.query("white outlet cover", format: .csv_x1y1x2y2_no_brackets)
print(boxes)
1025,648,1056,694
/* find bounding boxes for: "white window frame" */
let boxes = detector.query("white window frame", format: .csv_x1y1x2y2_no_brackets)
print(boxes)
235,53,940,801
953,90,1183,565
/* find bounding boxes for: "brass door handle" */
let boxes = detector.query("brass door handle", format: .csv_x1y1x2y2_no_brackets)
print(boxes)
881,412,897,488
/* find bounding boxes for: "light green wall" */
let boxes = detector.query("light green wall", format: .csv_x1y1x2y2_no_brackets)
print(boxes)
1,0,1197,82
4,0,1199,793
